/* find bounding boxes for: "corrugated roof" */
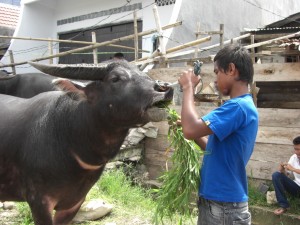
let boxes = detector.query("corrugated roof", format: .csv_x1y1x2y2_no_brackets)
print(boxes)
243,26,300,34
0,3,20,28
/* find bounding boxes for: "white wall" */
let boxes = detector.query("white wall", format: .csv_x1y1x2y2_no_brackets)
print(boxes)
168,0,300,56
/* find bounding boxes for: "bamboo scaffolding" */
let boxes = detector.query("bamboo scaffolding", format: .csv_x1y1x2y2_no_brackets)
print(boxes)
164,33,251,59
244,31,300,49
0,35,150,53
135,36,212,66
0,21,182,68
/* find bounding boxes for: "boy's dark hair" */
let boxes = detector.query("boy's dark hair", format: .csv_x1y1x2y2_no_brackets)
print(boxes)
293,136,300,145
214,45,254,84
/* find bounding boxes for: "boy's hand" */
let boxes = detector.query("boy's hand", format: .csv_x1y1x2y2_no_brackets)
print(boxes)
279,162,286,173
178,69,202,91
284,164,295,172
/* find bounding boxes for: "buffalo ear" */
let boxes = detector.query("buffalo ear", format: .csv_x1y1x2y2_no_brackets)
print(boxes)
52,78,86,97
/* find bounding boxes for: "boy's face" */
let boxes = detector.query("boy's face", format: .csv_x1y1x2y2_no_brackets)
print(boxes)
213,62,233,96
294,143,300,159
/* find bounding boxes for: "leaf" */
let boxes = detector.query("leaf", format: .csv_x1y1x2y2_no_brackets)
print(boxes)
153,108,204,224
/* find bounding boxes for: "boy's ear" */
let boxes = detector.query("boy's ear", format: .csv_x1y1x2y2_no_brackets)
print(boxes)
228,63,238,77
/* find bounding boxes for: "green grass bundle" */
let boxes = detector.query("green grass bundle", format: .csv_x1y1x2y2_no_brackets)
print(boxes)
154,108,204,224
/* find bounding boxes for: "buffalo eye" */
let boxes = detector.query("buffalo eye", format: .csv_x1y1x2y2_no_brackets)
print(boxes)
109,76,120,83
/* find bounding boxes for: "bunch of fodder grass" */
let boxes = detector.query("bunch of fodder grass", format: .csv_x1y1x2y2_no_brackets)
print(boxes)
153,108,204,224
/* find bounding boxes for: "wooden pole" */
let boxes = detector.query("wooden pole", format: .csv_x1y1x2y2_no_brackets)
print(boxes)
135,36,212,66
92,32,98,64
164,33,251,59
137,36,211,62
251,81,258,107
194,21,201,58
8,50,16,75
0,21,182,68
250,35,255,64
133,10,139,61
153,4,166,55
0,35,150,53
139,49,159,71
245,31,300,49
219,24,224,49
48,38,53,64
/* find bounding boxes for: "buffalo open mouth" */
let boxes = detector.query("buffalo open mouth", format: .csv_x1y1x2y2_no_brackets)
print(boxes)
146,84,174,122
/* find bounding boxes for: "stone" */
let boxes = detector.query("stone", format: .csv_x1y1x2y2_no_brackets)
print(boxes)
72,199,113,222
266,191,277,205
3,202,15,210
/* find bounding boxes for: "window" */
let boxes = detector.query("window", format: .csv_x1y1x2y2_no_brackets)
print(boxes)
155,0,176,6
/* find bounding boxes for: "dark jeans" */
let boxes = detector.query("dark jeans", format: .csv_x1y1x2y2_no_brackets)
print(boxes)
197,197,251,225
272,171,300,208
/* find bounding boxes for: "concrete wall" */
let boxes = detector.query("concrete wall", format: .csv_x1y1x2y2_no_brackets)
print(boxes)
167,0,300,57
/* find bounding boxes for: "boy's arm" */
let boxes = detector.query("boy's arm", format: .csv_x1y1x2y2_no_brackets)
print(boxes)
179,70,213,140
278,162,286,174
194,137,208,150
285,164,300,174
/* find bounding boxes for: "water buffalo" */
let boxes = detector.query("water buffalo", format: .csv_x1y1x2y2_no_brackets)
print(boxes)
0,60,173,225
0,72,56,97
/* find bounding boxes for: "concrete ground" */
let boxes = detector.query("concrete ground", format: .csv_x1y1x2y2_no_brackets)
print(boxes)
251,206,300,225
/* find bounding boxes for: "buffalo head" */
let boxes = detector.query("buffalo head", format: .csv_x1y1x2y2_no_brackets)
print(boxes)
29,61,173,126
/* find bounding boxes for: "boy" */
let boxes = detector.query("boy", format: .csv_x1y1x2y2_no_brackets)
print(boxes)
178,45,259,225
272,136,300,215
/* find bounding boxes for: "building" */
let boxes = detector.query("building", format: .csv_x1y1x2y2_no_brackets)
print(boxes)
0,3,20,59
1,0,300,74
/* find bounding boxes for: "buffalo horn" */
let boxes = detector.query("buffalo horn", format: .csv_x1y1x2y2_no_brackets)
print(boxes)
28,61,110,80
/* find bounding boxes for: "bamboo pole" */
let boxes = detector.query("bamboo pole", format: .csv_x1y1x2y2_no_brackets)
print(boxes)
135,36,212,66
250,35,255,64
0,35,150,53
92,32,98,64
163,33,251,59
48,38,53,64
153,4,166,55
133,10,139,61
194,21,201,58
0,21,182,68
8,50,16,74
244,31,300,49
139,49,159,71
219,24,224,49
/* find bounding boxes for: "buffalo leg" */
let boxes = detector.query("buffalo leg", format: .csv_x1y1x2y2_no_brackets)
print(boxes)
53,199,84,225
28,200,54,225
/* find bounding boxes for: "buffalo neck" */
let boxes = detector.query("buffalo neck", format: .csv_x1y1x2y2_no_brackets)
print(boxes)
50,95,129,167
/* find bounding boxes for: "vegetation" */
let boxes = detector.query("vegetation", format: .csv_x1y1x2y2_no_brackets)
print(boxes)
248,179,300,215
16,167,157,225
10,168,300,225
153,108,203,224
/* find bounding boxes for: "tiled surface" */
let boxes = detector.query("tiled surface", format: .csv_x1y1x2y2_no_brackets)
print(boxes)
57,3,142,26
0,3,20,28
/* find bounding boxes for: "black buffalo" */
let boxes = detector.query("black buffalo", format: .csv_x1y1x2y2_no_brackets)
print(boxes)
0,60,173,225
0,72,56,98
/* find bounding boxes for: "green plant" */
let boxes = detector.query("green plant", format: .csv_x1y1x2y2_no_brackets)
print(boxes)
16,202,33,225
153,108,204,224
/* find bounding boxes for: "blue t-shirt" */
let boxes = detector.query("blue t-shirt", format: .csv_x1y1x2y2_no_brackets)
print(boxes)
200,94,259,202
